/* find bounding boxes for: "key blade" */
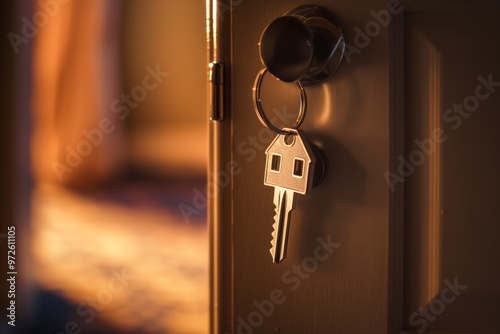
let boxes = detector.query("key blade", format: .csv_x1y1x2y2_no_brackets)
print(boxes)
270,188,296,263
269,187,285,263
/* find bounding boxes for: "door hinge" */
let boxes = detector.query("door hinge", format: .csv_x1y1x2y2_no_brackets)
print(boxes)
209,62,225,122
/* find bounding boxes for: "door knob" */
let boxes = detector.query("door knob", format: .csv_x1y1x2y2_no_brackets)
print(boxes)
259,5,345,86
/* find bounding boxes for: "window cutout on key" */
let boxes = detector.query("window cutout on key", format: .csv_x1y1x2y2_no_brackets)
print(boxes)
293,158,304,177
271,154,281,172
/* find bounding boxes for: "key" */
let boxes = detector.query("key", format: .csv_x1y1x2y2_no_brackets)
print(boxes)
265,128,316,263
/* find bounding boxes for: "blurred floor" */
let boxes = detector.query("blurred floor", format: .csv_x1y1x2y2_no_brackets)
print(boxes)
30,181,208,334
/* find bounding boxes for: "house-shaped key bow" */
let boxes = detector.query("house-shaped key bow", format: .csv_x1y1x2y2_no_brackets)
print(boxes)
264,128,316,195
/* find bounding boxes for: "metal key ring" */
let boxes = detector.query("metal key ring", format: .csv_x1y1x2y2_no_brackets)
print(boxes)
252,68,307,135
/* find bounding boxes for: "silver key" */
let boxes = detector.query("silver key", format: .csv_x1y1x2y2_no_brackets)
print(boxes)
265,128,316,263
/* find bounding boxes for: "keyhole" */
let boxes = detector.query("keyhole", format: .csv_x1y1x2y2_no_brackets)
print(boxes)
284,133,295,146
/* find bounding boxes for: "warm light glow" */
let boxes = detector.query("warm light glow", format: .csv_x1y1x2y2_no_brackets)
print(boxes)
30,0,209,332
32,184,208,333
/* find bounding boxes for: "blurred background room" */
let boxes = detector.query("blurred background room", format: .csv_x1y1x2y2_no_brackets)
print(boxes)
1,0,209,333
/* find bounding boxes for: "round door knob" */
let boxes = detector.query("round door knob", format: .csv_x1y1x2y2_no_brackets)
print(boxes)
259,16,314,83
258,5,345,86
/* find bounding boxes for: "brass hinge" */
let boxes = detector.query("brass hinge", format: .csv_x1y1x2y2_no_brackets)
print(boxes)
209,62,225,122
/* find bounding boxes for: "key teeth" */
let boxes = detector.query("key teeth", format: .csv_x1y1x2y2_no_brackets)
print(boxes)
270,223,277,246
269,206,279,259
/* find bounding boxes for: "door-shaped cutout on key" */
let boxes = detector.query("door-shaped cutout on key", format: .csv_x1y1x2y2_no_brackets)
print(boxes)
271,154,282,172
293,158,304,178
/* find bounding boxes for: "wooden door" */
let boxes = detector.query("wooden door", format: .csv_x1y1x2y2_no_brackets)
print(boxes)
208,0,500,333
403,1,500,333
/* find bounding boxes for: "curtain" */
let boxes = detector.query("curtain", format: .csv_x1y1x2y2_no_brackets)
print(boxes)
32,0,124,188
